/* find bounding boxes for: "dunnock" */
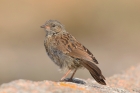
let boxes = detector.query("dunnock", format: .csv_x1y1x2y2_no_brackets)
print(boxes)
41,20,106,85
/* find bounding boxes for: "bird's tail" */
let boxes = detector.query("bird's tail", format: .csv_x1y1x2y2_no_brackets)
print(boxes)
81,61,106,85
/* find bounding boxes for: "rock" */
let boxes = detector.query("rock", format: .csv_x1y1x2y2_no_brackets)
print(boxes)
0,65,140,93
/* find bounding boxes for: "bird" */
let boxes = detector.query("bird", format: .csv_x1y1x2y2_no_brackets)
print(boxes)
40,20,106,85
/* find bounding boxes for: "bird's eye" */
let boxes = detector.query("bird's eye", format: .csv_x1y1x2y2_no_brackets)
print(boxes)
52,24,56,27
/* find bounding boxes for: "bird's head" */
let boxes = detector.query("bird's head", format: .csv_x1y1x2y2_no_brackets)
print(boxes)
41,20,65,36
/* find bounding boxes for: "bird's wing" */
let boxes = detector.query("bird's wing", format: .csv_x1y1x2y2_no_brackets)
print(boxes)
54,33,98,64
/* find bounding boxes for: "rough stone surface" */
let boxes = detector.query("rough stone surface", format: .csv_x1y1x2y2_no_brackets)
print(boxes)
0,65,140,93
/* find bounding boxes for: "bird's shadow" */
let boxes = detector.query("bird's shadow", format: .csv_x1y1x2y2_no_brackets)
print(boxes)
59,78,86,85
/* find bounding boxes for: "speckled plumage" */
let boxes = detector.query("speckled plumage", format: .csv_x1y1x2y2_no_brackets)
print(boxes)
41,20,106,85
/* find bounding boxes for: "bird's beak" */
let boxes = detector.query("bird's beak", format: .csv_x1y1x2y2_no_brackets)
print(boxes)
41,25,50,31
40,25,45,28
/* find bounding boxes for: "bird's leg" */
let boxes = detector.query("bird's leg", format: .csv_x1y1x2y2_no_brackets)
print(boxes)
61,70,71,80
69,69,77,80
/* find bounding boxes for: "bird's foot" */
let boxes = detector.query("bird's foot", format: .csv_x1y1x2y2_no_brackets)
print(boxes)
59,78,86,84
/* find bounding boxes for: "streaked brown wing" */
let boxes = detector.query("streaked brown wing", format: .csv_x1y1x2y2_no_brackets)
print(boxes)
55,33,98,64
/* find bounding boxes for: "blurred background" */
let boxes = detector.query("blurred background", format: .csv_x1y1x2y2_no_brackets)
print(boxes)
0,0,140,85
